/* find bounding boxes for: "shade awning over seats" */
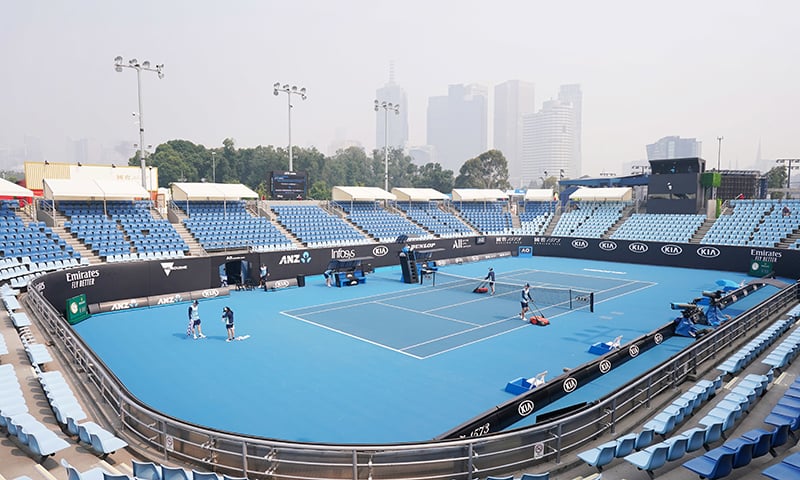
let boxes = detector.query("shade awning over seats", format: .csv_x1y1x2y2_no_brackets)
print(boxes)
331,186,396,201
0,178,34,198
568,187,633,202
43,179,148,200
171,182,259,201
452,189,508,202
391,188,448,201
524,189,555,201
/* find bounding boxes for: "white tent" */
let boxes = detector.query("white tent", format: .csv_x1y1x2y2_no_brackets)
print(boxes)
452,189,507,202
524,189,555,201
43,179,147,200
568,187,632,202
0,178,34,198
391,187,448,201
171,182,258,201
331,186,396,202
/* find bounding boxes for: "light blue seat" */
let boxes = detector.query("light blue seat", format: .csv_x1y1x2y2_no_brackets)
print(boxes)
624,442,670,479
132,461,162,480
576,440,617,471
680,427,707,453
89,431,128,458
161,466,191,480
643,411,677,436
191,472,220,480
103,474,132,480
61,459,112,480
519,474,550,480
614,433,637,458
26,428,70,460
664,435,688,461
635,428,655,450
703,422,724,447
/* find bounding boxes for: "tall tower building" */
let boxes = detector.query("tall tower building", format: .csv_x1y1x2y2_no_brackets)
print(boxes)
494,80,536,188
426,84,488,172
375,65,409,150
646,136,702,160
521,100,575,186
557,84,582,178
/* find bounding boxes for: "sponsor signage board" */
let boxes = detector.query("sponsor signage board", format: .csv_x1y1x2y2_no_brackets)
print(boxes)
66,294,90,325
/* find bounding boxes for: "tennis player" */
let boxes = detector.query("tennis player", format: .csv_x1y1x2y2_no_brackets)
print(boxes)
484,268,496,295
223,306,235,342
519,283,533,320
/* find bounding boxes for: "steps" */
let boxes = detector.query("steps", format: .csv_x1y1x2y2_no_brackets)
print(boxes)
171,222,206,257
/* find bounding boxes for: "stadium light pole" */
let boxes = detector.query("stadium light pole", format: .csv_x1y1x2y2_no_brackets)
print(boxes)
114,56,164,189
211,151,216,183
375,100,400,191
716,136,724,171
273,83,307,172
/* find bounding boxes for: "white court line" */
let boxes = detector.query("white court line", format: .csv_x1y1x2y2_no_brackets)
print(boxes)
280,311,424,359
373,300,481,326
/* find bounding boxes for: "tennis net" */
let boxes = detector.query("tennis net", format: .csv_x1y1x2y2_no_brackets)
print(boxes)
426,270,594,312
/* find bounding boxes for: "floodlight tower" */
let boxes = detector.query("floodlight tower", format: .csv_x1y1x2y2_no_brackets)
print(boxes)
374,100,400,191
114,56,164,189
273,83,307,172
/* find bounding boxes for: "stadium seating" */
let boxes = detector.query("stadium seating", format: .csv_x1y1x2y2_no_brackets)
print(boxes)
611,213,705,243
551,201,627,238
517,201,555,235
335,201,429,242
453,201,512,234
272,204,370,247
394,201,473,237
701,199,800,247
179,201,293,251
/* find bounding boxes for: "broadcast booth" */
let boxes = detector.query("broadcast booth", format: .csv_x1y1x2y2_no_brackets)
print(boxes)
328,257,372,287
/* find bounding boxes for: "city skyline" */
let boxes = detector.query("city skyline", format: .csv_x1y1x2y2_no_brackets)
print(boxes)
1,1,797,177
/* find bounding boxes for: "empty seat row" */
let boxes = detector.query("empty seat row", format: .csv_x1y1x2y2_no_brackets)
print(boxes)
717,317,795,375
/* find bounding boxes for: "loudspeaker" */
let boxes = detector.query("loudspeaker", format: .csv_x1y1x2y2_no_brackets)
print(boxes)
296,275,305,287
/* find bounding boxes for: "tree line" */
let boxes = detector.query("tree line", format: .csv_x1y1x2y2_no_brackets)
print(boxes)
131,138,511,200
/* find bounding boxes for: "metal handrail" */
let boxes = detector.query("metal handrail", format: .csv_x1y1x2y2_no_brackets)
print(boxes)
23,276,798,480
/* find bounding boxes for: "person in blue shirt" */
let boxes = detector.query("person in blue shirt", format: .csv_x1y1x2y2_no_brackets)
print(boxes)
519,283,533,320
484,268,496,295
223,306,235,342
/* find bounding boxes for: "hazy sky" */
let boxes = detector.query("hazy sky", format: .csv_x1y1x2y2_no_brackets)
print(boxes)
1,1,798,175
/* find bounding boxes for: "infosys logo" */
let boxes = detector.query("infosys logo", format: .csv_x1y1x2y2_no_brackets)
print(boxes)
372,246,389,257
661,245,683,256
331,248,356,260
629,242,648,254
598,241,617,251
697,246,721,258
571,239,589,249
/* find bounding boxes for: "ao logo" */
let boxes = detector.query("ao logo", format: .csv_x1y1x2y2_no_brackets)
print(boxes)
599,360,612,374
518,400,535,416
571,239,589,249
201,289,219,298
274,280,290,288
598,241,617,251
372,245,389,257
697,247,721,258
661,245,683,256
563,377,578,393
654,333,664,344
629,345,640,357
629,242,648,254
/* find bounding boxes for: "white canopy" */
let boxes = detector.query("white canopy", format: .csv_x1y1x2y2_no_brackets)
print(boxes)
452,188,508,202
391,187,448,201
0,178,34,198
44,179,148,200
171,182,258,201
524,189,555,201
332,186,396,201
569,187,633,202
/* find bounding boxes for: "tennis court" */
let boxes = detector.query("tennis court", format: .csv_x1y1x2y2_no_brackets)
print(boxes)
72,255,782,443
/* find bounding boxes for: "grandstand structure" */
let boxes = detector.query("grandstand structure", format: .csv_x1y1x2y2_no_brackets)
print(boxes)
4,172,800,480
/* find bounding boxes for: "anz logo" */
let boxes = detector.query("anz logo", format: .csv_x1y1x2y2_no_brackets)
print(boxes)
661,244,683,256
629,242,648,254
279,251,312,264
571,239,589,249
598,241,617,251
697,246,721,258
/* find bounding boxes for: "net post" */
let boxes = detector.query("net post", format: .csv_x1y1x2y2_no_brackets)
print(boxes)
590,292,594,313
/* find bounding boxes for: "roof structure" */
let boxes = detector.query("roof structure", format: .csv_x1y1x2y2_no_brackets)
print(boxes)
451,189,508,202
43,179,148,200
568,187,633,202
391,188,448,201
331,186,396,201
171,183,258,201
524,189,555,201
0,178,34,198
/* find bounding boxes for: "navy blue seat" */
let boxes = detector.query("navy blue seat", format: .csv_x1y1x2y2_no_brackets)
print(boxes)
682,448,734,479
763,452,800,480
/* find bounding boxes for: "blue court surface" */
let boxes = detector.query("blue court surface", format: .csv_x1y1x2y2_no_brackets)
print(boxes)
72,256,782,444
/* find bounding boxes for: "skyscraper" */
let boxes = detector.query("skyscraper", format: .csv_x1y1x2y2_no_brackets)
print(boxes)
521,100,575,186
426,84,488,172
558,84,582,178
375,66,409,150
646,136,702,160
494,80,536,188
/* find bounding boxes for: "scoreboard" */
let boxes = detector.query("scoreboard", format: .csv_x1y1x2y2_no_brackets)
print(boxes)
270,171,308,200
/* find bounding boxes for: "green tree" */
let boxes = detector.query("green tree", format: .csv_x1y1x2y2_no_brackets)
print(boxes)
454,150,510,189
308,180,331,200
413,163,454,193
766,166,788,199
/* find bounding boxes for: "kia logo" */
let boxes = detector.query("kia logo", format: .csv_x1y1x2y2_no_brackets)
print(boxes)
661,245,683,256
201,289,219,298
629,345,640,357
274,280,290,288
563,377,578,392
571,239,588,249
629,242,648,254
518,400,535,416
599,360,612,374
697,247,721,258
372,246,389,257
598,241,617,251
